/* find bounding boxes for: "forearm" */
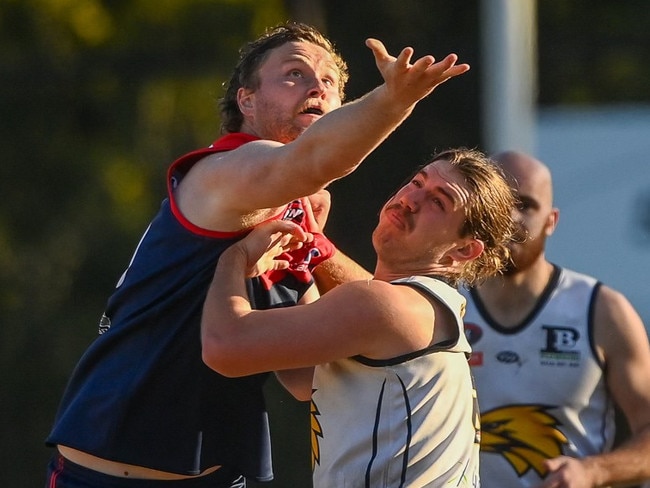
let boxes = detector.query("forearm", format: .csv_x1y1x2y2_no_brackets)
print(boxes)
290,85,413,185
201,248,252,368
213,248,252,318
583,426,650,486
313,250,373,294
289,44,468,186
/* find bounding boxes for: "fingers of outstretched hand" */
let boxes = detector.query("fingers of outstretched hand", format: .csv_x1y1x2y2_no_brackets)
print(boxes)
395,46,416,70
366,38,469,99
365,38,391,62
301,198,319,233
433,53,470,79
366,38,416,71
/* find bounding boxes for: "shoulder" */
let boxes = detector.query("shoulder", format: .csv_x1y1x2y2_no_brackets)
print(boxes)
594,284,641,322
593,283,647,359
330,279,439,357
327,279,412,314
558,266,599,288
391,276,463,310
173,139,286,230
191,139,283,175
323,280,434,333
336,279,430,307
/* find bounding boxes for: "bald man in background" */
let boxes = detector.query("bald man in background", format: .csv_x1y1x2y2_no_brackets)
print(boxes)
461,151,650,488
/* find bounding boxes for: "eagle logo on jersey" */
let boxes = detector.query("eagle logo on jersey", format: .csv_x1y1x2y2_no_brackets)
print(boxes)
480,404,568,477
310,394,323,470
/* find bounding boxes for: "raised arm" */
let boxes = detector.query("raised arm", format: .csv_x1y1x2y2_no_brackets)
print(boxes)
181,40,469,230
256,39,471,205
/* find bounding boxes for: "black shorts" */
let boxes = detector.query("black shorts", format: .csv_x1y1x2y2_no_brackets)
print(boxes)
45,454,247,488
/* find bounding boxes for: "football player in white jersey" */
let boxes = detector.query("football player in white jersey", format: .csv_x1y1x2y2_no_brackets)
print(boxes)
462,150,650,488
202,148,517,487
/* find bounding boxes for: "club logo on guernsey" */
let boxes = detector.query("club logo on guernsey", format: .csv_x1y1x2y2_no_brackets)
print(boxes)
282,200,305,224
480,404,568,478
540,325,581,366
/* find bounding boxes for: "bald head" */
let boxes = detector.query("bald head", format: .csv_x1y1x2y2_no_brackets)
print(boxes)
489,151,558,275
491,150,554,208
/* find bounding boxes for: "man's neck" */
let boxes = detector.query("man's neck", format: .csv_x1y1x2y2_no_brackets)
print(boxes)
475,258,555,329
374,262,454,284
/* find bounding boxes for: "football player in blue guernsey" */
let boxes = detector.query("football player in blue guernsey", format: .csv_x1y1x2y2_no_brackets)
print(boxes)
201,148,518,488
44,22,470,488
461,150,650,487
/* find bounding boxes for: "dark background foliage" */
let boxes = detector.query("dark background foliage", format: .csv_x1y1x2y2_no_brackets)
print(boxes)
1,0,648,486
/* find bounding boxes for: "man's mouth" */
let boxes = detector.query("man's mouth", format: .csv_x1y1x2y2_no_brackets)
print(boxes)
385,206,409,230
301,107,324,116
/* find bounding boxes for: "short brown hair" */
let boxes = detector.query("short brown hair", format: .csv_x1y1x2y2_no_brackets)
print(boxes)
219,22,349,134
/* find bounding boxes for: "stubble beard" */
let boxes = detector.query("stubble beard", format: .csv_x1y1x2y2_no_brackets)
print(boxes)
503,229,547,276
255,98,308,144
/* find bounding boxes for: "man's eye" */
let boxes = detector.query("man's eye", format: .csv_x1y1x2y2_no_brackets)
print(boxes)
290,70,303,78
517,202,531,212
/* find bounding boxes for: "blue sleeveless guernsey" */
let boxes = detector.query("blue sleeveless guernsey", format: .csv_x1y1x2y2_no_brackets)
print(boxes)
46,133,320,480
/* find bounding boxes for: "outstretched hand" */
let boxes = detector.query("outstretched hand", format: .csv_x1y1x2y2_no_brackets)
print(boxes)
365,38,470,106
234,220,313,278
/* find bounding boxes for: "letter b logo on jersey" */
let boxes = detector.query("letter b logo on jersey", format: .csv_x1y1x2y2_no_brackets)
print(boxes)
541,326,580,353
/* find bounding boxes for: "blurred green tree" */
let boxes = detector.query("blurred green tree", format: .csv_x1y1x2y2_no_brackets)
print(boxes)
1,0,648,486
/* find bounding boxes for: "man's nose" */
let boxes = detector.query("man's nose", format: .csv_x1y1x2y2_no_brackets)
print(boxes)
399,191,420,212
307,77,327,97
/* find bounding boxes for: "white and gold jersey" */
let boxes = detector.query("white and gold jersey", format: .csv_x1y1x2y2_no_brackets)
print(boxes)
461,266,614,487
311,276,480,488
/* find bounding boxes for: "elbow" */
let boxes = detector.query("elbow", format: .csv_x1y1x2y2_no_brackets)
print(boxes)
201,338,246,378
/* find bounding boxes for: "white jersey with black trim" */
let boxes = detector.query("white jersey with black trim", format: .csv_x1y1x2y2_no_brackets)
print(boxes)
311,276,480,488
461,265,615,487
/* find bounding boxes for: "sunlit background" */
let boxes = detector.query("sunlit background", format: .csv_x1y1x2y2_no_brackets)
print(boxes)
1,1,648,486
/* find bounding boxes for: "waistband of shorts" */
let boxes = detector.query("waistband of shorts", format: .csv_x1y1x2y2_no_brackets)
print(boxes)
50,453,244,488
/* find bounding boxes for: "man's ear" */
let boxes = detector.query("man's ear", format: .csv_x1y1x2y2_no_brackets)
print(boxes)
545,207,559,237
452,239,485,263
237,87,254,115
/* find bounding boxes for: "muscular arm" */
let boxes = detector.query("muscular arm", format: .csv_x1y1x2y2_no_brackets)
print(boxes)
201,256,385,375
179,40,469,231
312,250,373,294
200,222,433,377
273,282,320,401
540,285,650,488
